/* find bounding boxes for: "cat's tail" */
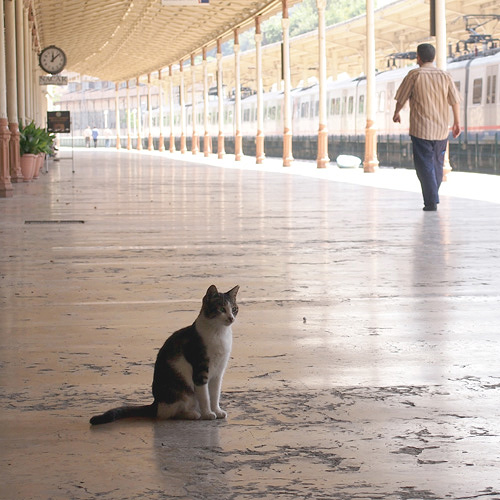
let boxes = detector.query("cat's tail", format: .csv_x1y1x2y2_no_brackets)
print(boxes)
90,403,157,425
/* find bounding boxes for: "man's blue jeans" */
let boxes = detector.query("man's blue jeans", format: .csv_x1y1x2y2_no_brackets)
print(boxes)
411,135,448,208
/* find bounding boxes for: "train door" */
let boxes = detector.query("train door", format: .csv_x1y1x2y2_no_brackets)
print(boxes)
340,89,348,132
485,65,497,130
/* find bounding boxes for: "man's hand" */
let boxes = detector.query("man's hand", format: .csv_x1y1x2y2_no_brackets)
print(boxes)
452,122,461,138
393,112,401,123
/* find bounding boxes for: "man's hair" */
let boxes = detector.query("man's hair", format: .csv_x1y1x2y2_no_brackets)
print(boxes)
417,43,435,63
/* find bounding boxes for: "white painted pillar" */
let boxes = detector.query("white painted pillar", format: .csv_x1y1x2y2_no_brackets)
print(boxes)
281,0,293,167
115,83,121,149
126,81,132,149
435,0,446,70
316,0,329,168
180,60,186,153
191,54,198,154
234,30,242,161
23,8,31,121
15,0,25,125
435,0,451,180
255,17,265,164
363,0,379,172
202,47,211,156
0,0,13,196
158,70,165,152
168,65,176,153
216,39,225,159
136,78,142,150
147,74,154,150
5,0,22,181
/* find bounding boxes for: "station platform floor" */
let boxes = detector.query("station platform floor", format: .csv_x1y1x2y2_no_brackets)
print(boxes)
1,148,499,500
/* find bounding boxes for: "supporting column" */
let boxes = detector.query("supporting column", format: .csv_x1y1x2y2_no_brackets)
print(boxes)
363,0,379,172
23,7,30,121
255,17,265,164
168,65,176,153
191,54,199,154
15,0,25,125
147,74,154,150
0,0,13,197
435,0,451,181
316,0,329,168
126,81,132,150
202,47,211,156
179,60,187,154
115,83,121,149
5,0,22,182
216,39,225,159
281,0,293,167
234,30,243,161
136,78,143,150
158,70,165,152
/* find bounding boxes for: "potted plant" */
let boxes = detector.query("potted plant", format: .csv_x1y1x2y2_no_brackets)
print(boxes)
19,121,55,180
19,121,39,181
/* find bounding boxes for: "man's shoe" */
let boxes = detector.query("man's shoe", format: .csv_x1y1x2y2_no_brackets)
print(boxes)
423,205,437,211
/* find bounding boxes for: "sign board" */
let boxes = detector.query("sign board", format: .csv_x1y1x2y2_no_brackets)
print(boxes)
47,111,70,133
161,0,209,5
39,75,68,86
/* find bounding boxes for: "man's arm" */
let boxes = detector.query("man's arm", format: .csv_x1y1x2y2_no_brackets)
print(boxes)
451,102,460,138
393,101,405,123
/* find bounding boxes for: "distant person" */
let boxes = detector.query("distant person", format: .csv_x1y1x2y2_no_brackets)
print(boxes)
83,126,92,148
92,126,99,148
393,43,461,211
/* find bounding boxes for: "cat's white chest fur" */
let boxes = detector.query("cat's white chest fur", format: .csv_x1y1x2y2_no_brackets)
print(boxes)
199,324,233,376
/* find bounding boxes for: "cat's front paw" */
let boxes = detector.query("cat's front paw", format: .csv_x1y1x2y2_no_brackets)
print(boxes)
214,408,227,419
201,411,217,420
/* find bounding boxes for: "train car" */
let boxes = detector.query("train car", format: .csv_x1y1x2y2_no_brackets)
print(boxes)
143,47,499,173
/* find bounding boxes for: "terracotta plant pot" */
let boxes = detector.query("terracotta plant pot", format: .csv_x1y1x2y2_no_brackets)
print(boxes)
33,153,45,179
20,154,36,181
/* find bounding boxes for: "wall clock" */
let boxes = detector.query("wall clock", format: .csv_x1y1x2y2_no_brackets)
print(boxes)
39,45,67,75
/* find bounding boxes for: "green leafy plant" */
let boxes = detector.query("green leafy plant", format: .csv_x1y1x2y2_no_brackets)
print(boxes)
19,121,56,156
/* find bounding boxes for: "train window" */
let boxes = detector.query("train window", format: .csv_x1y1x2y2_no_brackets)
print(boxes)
314,101,319,117
486,75,496,104
454,81,460,92
348,96,354,114
472,78,482,105
335,98,341,115
341,97,347,115
243,109,250,122
329,98,335,115
301,102,309,118
377,91,386,112
358,95,365,114
270,106,276,120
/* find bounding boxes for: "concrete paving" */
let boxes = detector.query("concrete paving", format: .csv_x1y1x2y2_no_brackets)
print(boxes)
1,148,500,500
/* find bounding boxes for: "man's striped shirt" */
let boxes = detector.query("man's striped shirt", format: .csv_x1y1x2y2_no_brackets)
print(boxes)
394,64,460,140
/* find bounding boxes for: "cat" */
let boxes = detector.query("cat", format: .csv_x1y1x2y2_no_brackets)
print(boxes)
90,284,239,425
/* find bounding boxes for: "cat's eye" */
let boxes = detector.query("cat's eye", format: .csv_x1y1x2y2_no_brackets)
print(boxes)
232,307,238,314
219,307,226,314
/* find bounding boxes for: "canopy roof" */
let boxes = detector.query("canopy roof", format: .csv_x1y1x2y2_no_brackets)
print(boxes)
32,0,298,82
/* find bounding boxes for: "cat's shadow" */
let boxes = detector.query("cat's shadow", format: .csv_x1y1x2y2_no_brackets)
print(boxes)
153,419,229,494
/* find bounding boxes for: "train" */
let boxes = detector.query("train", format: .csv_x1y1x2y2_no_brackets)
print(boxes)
63,47,500,174
142,47,498,174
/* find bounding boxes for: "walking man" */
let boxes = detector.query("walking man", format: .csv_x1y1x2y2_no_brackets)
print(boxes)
393,43,461,211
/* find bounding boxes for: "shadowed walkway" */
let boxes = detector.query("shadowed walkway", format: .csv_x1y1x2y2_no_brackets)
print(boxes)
1,149,499,499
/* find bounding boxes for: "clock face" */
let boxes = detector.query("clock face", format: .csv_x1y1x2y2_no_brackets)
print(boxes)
39,46,67,75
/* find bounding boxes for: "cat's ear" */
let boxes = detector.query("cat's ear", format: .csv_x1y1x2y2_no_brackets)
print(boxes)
226,285,239,302
206,284,219,297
